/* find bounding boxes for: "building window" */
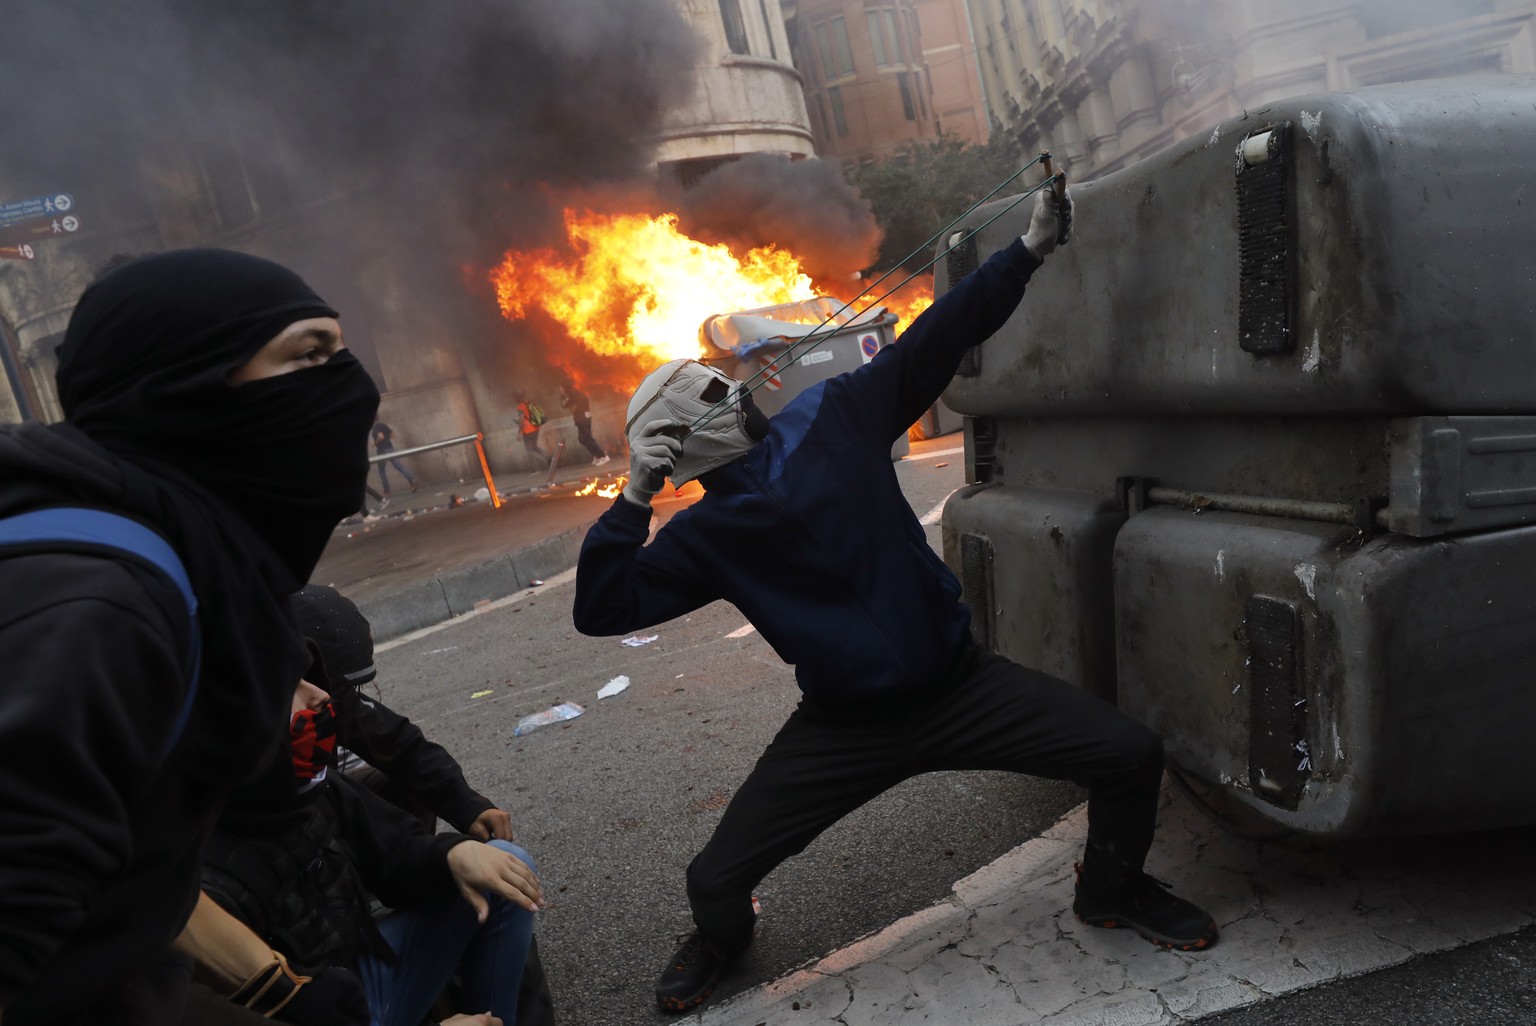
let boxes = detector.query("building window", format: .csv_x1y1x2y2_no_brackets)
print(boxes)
867,8,905,67
898,73,916,120
816,16,855,78
719,0,750,54
813,92,830,141
829,85,850,136
198,131,257,230
757,0,778,58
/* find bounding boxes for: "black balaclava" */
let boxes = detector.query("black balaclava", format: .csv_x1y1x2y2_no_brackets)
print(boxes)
58,248,380,581
46,248,379,787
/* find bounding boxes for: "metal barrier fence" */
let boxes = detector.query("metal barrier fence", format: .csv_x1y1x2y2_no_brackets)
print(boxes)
369,432,502,510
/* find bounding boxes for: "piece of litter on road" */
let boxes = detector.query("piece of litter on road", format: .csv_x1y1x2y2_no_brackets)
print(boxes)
471,689,494,699
428,646,459,656
725,623,757,639
474,599,492,611
514,701,585,737
530,578,544,587
934,462,949,468
597,675,631,699
620,634,659,647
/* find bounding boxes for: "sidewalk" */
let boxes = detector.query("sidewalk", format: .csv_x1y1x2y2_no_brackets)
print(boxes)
692,783,1536,1026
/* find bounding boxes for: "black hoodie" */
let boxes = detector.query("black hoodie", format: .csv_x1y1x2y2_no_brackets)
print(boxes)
0,248,378,1024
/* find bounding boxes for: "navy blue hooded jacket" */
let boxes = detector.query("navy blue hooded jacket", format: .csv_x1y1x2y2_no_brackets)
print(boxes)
572,238,1041,707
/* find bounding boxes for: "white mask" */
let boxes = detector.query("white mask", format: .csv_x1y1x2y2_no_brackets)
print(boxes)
625,359,767,486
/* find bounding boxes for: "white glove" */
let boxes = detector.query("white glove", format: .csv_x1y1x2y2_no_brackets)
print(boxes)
623,420,685,507
1021,182,1073,260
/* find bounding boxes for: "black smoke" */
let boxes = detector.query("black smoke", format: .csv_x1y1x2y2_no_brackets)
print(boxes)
0,0,701,266
673,154,882,287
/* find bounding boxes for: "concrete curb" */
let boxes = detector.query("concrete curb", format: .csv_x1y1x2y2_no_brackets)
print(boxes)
355,518,598,641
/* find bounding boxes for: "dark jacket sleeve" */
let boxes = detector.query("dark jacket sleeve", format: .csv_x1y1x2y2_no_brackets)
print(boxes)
836,237,1041,446
572,496,718,636
327,772,468,910
0,554,187,1006
334,692,492,833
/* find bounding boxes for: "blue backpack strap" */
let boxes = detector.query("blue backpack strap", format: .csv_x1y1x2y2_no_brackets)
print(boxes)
0,507,201,757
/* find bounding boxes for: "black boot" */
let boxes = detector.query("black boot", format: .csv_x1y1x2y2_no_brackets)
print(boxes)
1073,860,1219,951
655,929,751,1014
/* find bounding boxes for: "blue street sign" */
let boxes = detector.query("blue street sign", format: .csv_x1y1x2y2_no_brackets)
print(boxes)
0,193,74,229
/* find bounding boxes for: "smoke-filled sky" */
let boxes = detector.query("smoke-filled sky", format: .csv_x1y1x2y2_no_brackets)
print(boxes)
674,153,881,289
0,0,703,266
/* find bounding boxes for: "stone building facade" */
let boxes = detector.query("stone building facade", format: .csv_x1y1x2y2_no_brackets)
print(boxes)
786,0,943,159
656,0,816,187
913,0,992,143
967,0,1536,180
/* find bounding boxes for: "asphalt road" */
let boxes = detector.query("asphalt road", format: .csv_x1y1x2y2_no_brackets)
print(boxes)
365,441,1536,1025
369,444,1087,1025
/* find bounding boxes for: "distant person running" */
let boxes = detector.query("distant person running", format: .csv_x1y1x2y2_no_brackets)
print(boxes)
559,380,609,466
371,420,417,497
513,390,551,469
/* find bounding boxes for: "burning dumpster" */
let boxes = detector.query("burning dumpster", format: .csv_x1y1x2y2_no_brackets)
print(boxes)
938,76,1536,837
700,297,909,457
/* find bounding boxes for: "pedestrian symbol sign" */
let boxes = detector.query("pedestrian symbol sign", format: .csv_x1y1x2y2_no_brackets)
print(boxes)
0,193,75,229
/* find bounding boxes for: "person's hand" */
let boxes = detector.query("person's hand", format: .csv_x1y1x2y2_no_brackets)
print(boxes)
446,840,543,921
1021,181,1073,260
467,807,514,841
623,419,685,507
442,1015,502,1026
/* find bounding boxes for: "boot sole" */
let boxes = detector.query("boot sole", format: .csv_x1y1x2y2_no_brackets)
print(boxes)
655,956,736,1014
657,992,713,1014
1076,911,1218,952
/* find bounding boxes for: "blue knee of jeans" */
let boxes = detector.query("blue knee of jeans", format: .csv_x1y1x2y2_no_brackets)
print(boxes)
486,838,538,877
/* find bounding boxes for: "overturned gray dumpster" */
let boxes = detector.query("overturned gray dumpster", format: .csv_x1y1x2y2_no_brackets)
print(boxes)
939,76,1536,837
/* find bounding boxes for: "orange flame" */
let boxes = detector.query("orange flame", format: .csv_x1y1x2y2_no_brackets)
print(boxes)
489,207,936,404
491,210,819,368
574,475,627,499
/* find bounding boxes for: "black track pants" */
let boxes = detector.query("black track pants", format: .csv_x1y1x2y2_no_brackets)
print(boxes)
685,644,1164,945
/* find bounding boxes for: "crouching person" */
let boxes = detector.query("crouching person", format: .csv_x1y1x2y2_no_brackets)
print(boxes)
199,677,542,1026
290,583,555,1026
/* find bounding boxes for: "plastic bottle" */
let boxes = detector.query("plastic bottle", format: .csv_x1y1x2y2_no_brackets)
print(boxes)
513,701,585,737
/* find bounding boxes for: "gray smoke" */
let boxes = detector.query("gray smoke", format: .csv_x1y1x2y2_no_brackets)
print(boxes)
674,154,882,287
0,0,701,266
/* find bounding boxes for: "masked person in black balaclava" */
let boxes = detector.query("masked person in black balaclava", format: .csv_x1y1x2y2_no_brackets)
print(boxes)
574,184,1219,1017
0,248,380,1025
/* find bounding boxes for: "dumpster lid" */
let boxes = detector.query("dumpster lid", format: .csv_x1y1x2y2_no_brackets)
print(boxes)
700,297,892,358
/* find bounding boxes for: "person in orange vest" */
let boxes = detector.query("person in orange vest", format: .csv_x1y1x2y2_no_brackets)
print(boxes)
513,389,551,469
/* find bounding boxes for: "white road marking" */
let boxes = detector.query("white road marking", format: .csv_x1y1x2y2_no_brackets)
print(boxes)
919,487,961,526
725,623,758,639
